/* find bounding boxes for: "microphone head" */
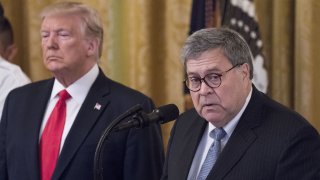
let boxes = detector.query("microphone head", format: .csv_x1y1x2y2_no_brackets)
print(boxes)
155,104,179,124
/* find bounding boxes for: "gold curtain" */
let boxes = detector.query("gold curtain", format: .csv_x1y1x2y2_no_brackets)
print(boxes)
256,0,320,130
1,0,191,147
2,0,319,148
104,0,191,147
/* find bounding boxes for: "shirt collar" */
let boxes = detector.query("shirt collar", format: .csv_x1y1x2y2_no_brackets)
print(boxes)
50,64,99,102
209,86,253,138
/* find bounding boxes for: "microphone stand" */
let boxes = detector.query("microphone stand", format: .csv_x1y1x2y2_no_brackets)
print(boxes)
93,104,143,180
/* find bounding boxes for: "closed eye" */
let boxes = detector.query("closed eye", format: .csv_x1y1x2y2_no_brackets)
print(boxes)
41,31,50,39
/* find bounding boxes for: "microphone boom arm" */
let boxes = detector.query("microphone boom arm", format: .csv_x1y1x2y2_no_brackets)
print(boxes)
93,103,179,180
94,104,143,180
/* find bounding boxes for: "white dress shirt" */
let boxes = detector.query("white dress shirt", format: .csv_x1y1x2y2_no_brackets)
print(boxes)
39,64,99,153
0,56,31,120
187,87,253,180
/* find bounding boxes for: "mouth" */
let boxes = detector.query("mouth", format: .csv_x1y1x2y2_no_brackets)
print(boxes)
201,103,221,111
46,56,62,61
202,103,215,107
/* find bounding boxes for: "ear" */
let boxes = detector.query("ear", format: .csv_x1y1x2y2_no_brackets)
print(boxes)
86,38,99,57
5,44,17,62
240,63,250,80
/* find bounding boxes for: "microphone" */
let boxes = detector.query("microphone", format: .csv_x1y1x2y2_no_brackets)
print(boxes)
94,104,178,179
114,104,179,131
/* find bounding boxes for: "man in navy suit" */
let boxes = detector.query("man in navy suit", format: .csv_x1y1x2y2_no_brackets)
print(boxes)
0,2,164,180
162,28,320,180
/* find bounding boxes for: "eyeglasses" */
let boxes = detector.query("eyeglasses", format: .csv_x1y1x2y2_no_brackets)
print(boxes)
185,63,244,92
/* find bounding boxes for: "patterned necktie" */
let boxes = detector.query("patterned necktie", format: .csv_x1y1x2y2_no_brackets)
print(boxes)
39,90,70,180
197,128,226,180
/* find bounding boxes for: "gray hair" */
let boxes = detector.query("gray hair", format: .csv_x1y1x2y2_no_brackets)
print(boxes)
181,28,254,79
40,2,103,58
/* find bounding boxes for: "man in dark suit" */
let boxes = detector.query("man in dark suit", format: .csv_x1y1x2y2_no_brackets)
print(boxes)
162,28,320,180
0,2,164,180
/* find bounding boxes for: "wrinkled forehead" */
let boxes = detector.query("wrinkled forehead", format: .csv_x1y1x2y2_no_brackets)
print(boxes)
186,49,232,74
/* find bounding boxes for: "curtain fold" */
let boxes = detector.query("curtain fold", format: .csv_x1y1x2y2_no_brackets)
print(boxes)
295,0,320,129
271,0,295,107
256,0,319,129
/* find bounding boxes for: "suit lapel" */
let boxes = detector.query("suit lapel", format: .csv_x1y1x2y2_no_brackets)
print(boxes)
25,79,54,180
52,71,110,179
209,119,257,179
174,111,208,180
208,86,263,179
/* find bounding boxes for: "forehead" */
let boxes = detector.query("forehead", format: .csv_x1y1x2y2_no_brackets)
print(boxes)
41,14,83,31
186,48,231,73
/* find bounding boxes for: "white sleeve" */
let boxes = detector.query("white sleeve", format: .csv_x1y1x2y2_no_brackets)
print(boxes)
0,68,31,120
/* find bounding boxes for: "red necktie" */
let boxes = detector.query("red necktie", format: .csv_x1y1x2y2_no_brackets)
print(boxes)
39,90,70,180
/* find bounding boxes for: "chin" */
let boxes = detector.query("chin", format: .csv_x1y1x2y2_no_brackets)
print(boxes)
204,116,220,122
202,112,224,124
47,66,65,75
45,62,63,70
45,65,57,71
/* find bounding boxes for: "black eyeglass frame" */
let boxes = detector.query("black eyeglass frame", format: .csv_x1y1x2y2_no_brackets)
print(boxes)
184,63,244,92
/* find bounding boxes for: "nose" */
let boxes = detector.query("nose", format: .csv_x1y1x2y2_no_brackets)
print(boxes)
198,80,214,95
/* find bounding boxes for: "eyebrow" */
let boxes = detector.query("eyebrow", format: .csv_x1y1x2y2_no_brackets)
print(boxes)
187,67,224,76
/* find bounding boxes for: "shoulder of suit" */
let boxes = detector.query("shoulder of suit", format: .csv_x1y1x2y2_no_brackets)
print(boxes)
105,78,151,99
8,78,53,96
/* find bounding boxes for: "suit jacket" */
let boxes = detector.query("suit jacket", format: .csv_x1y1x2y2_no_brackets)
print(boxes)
0,70,164,180
162,86,320,180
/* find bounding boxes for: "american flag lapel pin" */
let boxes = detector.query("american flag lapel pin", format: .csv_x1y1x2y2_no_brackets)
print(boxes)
94,103,101,110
